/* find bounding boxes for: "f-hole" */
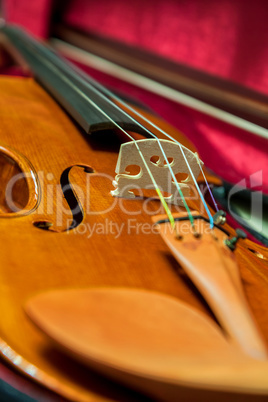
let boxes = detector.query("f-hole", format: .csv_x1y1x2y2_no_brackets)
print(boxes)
33,164,94,232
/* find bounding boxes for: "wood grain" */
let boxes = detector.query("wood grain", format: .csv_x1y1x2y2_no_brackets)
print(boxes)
0,76,267,401
25,288,268,402
154,212,267,359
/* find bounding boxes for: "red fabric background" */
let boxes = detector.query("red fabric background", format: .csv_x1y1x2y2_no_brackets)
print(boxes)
4,0,53,37
63,0,268,96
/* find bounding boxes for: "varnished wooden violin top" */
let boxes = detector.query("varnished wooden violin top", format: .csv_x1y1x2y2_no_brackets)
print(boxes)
0,25,267,401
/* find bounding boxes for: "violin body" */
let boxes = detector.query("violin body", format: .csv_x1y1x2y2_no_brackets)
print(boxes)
0,19,268,399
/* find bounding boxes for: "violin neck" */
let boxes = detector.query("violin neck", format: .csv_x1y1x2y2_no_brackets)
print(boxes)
0,25,147,136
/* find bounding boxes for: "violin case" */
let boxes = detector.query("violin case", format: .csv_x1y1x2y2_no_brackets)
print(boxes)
0,1,268,401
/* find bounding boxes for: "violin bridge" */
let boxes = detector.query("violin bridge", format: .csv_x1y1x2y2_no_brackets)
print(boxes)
111,139,203,206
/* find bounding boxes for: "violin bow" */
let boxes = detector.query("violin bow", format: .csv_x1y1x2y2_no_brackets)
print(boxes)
52,24,268,139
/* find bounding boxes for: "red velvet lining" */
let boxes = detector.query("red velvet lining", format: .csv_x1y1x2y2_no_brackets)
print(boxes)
4,0,53,37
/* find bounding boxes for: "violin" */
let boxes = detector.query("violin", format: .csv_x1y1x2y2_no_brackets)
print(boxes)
0,24,268,401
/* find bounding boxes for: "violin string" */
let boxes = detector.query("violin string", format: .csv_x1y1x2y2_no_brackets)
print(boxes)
57,69,177,228
68,74,177,227
11,35,178,228
17,40,189,230
59,63,223,225
53,59,197,228
73,71,215,229
195,156,219,212
66,63,212,228
59,58,215,227
58,54,213,229
59,74,177,228
41,52,195,227
17,36,198,230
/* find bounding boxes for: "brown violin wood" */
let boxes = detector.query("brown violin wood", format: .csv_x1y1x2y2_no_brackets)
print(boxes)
25,288,268,402
153,212,267,359
0,77,267,401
